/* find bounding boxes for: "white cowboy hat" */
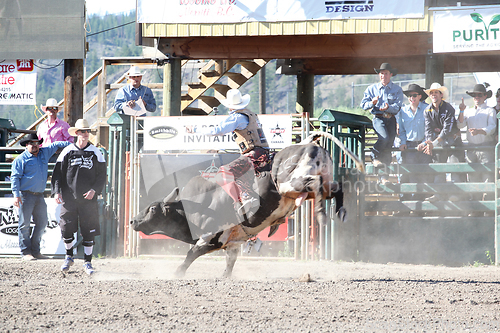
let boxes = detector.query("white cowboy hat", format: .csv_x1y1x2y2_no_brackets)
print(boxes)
127,66,143,77
220,89,250,110
424,82,449,101
41,98,62,112
68,118,94,136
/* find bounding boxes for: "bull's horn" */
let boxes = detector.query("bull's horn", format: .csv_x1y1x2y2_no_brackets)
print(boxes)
163,188,179,203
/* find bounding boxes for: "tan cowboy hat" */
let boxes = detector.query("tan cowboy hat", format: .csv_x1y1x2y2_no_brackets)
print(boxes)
127,66,143,77
466,83,492,99
424,82,449,101
374,63,398,76
41,98,62,112
68,119,94,136
220,89,251,110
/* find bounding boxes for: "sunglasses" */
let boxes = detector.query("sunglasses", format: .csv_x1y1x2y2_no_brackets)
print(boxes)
78,129,91,133
408,94,420,98
46,107,58,111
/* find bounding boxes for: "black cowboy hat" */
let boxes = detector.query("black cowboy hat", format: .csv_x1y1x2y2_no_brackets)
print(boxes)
374,63,398,76
466,83,492,99
20,133,43,147
403,83,428,100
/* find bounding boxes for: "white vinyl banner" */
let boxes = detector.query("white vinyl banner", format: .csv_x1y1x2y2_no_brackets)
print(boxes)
143,114,293,151
0,60,37,105
138,0,424,24
0,198,66,255
433,6,500,53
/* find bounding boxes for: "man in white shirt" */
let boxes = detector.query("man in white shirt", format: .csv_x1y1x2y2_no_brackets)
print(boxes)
458,83,496,186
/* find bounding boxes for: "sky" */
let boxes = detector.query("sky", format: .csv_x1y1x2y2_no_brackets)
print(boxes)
86,0,136,17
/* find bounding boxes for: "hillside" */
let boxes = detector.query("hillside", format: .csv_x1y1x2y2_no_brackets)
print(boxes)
0,11,478,133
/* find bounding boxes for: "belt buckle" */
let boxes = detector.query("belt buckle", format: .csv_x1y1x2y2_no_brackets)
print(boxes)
383,112,391,119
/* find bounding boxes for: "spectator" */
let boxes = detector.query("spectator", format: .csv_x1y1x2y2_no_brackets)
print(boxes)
397,84,431,200
457,83,496,196
360,63,404,184
10,133,70,261
37,98,73,162
418,83,465,201
52,119,106,275
113,66,156,117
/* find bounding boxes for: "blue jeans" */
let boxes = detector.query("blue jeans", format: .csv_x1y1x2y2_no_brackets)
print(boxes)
371,116,397,166
18,192,48,255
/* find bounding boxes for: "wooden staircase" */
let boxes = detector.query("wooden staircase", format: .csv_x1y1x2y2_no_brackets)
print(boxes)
181,59,269,115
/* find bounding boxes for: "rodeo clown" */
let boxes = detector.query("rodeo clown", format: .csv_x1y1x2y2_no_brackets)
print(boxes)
187,88,271,220
51,119,106,275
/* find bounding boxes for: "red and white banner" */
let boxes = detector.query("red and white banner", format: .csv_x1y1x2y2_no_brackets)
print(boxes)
138,0,425,24
0,60,37,105
143,114,293,151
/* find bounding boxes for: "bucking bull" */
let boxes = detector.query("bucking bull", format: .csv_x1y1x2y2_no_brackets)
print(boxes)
131,131,364,277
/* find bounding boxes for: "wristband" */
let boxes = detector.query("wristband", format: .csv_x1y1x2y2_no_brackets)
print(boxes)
431,139,440,147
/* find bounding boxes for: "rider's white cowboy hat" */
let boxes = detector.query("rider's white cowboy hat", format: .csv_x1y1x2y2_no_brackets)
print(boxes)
68,118,94,136
220,89,250,110
424,82,449,101
41,98,62,112
126,66,144,77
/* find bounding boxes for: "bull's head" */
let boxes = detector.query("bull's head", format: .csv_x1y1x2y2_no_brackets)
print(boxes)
130,188,197,244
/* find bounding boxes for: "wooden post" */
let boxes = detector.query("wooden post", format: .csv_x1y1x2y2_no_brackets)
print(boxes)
425,53,444,88
296,72,314,118
63,59,84,125
163,58,181,116
259,64,266,114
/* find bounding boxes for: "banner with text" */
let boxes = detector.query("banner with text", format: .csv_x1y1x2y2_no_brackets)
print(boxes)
433,6,500,53
0,198,66,255
138,0,424,24
143,114,293,151
0,60,37,105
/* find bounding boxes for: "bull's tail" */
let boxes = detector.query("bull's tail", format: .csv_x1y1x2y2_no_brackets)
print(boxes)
302,131,365,173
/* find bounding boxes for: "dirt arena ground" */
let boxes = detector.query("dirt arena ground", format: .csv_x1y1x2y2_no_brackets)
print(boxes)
1,256,499,332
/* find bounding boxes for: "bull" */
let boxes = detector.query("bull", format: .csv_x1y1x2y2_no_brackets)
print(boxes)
131,132,363,277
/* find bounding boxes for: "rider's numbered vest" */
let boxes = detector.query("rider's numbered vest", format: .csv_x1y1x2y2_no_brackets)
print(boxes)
233,109,269,154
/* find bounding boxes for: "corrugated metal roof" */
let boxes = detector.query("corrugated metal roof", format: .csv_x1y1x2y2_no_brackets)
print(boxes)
142,8,431,37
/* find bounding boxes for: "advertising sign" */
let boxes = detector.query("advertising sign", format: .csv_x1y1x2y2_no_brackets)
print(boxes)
433,6,500,53
138,0,424,24
0,60,37,105
143,114,293,152
0,198,66,255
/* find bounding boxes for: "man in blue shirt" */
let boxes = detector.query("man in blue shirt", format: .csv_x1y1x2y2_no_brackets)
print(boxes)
361,63,404,184
10,133,70,261
113,66,156,117
397,84,432,200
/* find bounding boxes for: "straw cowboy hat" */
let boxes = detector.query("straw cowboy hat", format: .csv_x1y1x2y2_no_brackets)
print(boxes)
41,98,62,112
466,83,492,99
20,133,43,147
424,82,449,101
374,63,398,76
220,89,251,110
68,119,94,136
127,66,143,77
403,83,428,100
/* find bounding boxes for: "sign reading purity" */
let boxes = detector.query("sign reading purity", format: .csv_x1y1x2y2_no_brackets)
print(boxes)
144,114,293,151
433,6,500,53
0,60,37,105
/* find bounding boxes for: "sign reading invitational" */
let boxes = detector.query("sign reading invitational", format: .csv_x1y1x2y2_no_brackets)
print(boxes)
138,0,424,24
433,6,500,53
143,114,293,151
0,60,37,105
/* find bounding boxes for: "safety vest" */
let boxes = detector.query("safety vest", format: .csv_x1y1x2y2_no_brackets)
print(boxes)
233,109,269,153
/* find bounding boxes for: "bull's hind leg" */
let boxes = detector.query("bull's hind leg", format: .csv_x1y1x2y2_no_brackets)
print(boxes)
222,245,239,278
175,234,223,277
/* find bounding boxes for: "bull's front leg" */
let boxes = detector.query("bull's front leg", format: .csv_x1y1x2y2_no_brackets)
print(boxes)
175,236,222,277
222,245,239,278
